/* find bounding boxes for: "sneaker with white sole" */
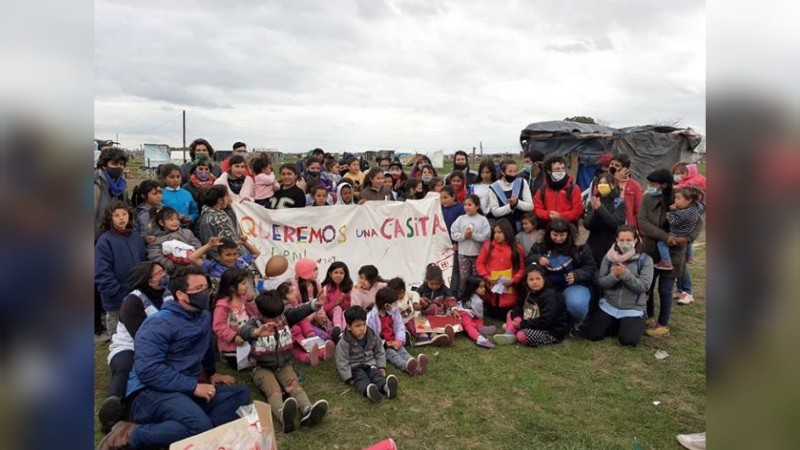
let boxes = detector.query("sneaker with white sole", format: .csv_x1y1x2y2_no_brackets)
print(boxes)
478,325,497,336
384,374,399,399
366,383,382,403
676,292,694,305
675,432,706,450
405,357,418,376
280,397,298,433
476,336,495,349
300,399,328,427
429,334,450,347
493,333,517,345
646,324,671,338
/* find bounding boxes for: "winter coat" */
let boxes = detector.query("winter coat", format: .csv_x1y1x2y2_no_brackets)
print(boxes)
450,213,492,256
597,251,654,312
584,194,627,266
254,173,280,201
676,164,706,190
162,187,199,223
212,296,258,355
94,170,126,236
533,176,583,226
95,230,146,311
180,161,221,185
527,243,597,292
350,282,387,310
239,303,316,371
475,240,526,308
147,228,202,274
366,307,407,346
638,192,704,279
416,282,458,316
335,328,386,382
618,178,642,232
127,300,217,397
108,262,166,362
320,285,352,317
215,172,255,203
197,205,239,245
510,287,568,341
134,204,158,237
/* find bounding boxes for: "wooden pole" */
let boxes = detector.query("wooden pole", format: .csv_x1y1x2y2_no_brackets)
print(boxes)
182,110,186,161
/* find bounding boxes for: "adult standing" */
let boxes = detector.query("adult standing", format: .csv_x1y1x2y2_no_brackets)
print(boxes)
517,150,546,198
179,138,222,184
487,159,533,232
533,156,583,229
638,169,704,337
97,266,250,450
609,154,642,232
297,148,325,177
672,162,707,305
409,155,433,179
583,174,627,267
219,142,252,177
445,150,479,187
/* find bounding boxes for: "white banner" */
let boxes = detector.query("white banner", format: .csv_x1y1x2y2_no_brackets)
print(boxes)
232,197,454,289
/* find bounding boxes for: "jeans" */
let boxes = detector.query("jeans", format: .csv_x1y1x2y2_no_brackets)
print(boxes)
647,273,675,326
676,242,693,293
385,346,412,371
107,350,134,399
656,240,672,262
128,386,250,449
351,365,386,396
563,285,591,325
585,309,645,347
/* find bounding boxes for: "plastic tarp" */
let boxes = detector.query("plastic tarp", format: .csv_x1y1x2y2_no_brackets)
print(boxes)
611,126,700,185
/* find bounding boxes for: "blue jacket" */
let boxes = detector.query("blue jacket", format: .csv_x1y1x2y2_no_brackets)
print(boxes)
442,203,465,241
162,187,199,223
94,230,146,311
127,300,216,397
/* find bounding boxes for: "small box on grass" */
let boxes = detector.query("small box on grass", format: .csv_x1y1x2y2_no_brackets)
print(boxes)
169,400,277,450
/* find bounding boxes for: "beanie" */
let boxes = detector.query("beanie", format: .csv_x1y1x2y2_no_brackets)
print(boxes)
598,152,614,167
646,168,673,185
295,258,318,280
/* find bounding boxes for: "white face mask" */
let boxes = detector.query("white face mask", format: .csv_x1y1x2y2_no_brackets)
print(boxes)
617,242,635,253
551,171,566,182
673,174,683,183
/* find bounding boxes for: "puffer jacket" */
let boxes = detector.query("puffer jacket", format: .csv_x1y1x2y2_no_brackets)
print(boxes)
597,251,654,312
510,287,568,341
95,230,147,311
676,164,706,190
335,327,386,383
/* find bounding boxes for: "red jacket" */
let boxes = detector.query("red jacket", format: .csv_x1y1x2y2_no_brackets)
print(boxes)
533,176,583,224
475,240,525,309
676,163,706,190
220,157,254,178
619,177,642,233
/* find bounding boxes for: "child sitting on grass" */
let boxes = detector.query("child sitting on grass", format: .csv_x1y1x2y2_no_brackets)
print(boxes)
414,264,457,347
386,277,421,342
455,276,496,349
239,291,329,434
350,265,387,310
367,287,428,376
212,268,257,370
276,281,334,366
335,306,399,403
190,235,260,293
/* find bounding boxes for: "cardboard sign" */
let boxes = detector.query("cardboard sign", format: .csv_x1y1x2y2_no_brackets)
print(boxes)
169,401,276,450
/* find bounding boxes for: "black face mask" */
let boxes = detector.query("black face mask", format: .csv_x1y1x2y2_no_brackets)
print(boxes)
454,162,467,171
414,191,425,199
186,290,211,310
504,174,516,183
609,167,617,175
105,167,123,179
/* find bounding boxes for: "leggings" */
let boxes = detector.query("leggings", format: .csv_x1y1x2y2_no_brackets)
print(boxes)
516,329,558,347
107,350,134,399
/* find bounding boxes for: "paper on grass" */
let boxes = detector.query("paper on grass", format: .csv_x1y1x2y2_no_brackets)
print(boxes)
236,342,251,371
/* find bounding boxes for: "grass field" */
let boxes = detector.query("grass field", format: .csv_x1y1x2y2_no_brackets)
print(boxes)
94,242,705,449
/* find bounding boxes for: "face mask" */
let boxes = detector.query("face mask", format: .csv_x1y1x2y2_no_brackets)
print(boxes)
609,167,617,175
105,167,123,179
158,275,170,290
597,183,611,196
673,174,683,183
504,174,516,183
454,163,467,171
391,173,400,181
414,191,425,199
523,164,532,173
196,172,210,181
617,242,635,253
551,171,566,182
645,187,662,196
186,289,211,310
422,176,432,183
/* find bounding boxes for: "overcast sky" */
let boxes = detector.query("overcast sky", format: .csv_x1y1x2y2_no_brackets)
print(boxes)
95,0,705,154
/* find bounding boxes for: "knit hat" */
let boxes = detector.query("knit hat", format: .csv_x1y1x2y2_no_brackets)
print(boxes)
295,258,318,280
646,168,673,185
598,152,614,167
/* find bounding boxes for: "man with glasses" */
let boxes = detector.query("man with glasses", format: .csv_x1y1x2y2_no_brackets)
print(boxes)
220,141,253,177
97,266,250,450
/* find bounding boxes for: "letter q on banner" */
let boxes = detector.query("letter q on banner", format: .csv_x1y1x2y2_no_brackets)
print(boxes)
232,197,455,289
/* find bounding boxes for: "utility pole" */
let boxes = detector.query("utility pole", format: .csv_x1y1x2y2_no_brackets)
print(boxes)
472,146,476,158
182,110,187,161
479,141,483,155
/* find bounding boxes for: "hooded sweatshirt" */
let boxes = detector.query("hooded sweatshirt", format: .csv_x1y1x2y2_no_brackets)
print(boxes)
676,163,707,189
335,182,355,205
108,261,166,362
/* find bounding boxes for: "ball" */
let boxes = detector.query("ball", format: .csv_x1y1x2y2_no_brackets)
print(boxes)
264,255,289,277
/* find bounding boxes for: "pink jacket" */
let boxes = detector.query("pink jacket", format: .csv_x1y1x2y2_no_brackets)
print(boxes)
350,282,387,310
676,164,706,190
214,172,255,203
254,173,279,201
320,284,352,315
291,278,322,305
212,296,257,354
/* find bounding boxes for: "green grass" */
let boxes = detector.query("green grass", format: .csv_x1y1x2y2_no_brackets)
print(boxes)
95,241,705,449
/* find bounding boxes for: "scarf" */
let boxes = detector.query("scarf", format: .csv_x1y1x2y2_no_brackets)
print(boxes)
547,175,569,191
455,186,467,203
605,245,637,264
113,228,132,237
101,169,127,197
190,173,216,191
227,176,244,195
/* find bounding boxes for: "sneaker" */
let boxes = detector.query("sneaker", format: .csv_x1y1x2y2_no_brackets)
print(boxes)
493,333,517,345
405,357,418,376
96,420,136,450
654,260,674,271
94,332,111,345
307,344,320,366
429,334,450,347
98,395,124,434
676,432,706,450
384,374,399,399
417,354,429,375
332,326,342,343
645,317,657,328
300,399,328,427
322,340,335,360
676,292,694,305
646,325,671,338
443,325,455,343
366,383,382,403
476,336,495,349
478,325,497,336
413,334,431,347
672,289,682,299
280,397,298,433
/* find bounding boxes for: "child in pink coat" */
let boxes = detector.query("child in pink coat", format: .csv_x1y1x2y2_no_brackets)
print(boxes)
319,261,353,340
212,268,258,370
287,259,334,365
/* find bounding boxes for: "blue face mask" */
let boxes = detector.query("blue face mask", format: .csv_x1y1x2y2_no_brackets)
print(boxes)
645,187,662,196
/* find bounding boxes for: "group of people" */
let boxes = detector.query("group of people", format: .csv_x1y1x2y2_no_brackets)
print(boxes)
93,139,705,449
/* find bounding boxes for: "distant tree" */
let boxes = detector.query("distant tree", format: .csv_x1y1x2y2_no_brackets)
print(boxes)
564,116,596,124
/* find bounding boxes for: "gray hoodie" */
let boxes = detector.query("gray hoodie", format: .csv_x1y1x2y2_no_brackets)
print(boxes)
335,327,386,382
597,252,654,312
